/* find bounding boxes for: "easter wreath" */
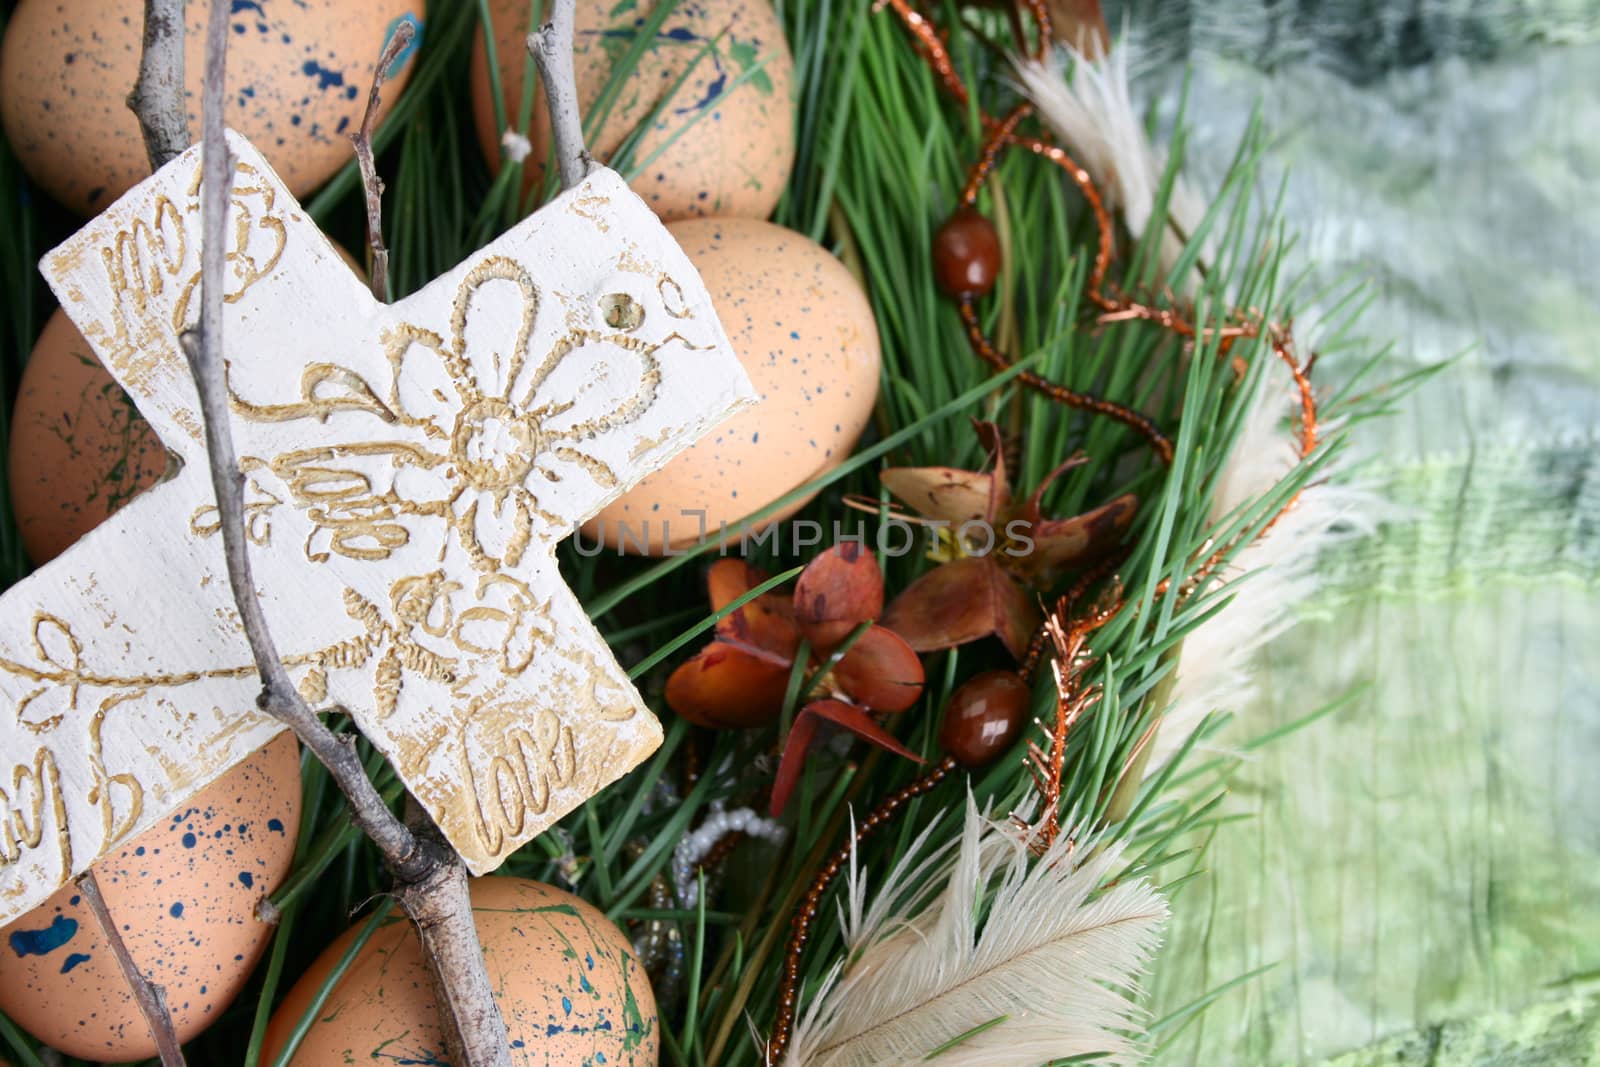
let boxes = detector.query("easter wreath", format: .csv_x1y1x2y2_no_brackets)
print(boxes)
0,0,1425,1065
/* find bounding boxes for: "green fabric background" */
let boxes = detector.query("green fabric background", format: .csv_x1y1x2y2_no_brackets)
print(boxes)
1131,23,1600,1067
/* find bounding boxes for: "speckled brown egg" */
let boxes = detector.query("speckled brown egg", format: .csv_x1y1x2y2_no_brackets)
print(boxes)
582,217,880,554
10,242,365,565
263,876,659,1066
0,733,301,1062
8,306,168,565
471,0,794,222
0,0,423,216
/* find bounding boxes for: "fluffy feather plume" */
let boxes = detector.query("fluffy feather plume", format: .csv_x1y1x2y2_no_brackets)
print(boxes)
1013,38,1204,279
1147,356,1384,772
778,797,1168,1066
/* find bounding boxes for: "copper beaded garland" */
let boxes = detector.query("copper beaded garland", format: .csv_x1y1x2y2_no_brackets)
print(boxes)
767,756,956,1063
932,207,1002,297
939,669,1031,768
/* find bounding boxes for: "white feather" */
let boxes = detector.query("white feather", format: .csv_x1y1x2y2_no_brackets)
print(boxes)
1148,357,1386,773
778,798,1168,1067
841,810,954,952
1013,40,1205,279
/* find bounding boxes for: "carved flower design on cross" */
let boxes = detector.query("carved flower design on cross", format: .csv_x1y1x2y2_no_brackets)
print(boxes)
382,256,662,571
259,255,664,572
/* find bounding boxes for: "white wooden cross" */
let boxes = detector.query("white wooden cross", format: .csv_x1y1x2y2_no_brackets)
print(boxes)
0,131,754,926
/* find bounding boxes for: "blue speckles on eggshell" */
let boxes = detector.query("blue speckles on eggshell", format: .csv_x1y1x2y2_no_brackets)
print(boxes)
675,72,727,115
9,914,78,957
60,952,91,974
300,59,345,91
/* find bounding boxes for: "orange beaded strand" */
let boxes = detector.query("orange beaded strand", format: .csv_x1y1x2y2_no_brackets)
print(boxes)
959,297,1176,464
764,756,958,1065
960,102,1031,206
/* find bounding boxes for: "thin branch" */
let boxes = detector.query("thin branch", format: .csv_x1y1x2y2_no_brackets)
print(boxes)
350,20,416,302
109,8,190,1061
168,5,513,1064
76,870,186,1067
182,3,419,884
527,0,594,189
128,0,190,169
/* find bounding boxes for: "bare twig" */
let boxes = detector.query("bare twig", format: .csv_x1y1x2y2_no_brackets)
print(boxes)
350,20,415,302
127,0,189,169
117,12,188,1061
76,870,186,1067
526,0,594,189
132,3,513,1064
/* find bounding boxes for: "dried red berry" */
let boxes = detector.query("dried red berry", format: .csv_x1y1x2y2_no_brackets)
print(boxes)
938,669,1030,768
932,207,1001,298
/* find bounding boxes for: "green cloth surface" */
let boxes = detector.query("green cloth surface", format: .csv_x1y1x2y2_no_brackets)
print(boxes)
1149,588,1600,1063
1138,30,1600,1067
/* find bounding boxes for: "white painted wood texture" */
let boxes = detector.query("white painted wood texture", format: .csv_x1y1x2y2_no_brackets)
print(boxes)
0,132,754,925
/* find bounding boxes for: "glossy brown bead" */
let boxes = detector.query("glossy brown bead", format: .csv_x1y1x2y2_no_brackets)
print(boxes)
939,670,1030,768
932,207,1001,297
